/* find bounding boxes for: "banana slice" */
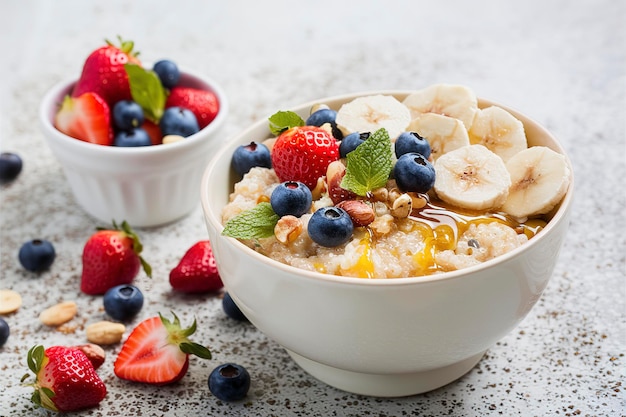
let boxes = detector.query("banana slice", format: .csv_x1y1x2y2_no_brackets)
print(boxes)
501,146,571,219
434,144,511,211
335,95,411,140
402,84,478,129
468,106,527,162
407,113,470,161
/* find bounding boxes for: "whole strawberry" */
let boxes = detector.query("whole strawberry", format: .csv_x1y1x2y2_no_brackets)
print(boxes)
22,345,107,412
169,241,223,293
165,87,220,129
72,37,141,107
271,125,340,190
114,312,211,385
81,220,151,295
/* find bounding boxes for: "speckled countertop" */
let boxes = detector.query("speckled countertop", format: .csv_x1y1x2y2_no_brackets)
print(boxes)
1,1,624,416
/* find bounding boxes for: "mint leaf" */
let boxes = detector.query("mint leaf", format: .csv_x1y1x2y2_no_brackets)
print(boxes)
222,202,280,239
268,111,304,136
340,128,394,196
125,63,166,123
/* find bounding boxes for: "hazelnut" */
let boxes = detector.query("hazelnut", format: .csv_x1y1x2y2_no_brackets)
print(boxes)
274,215,303,244
336,200,375,227
390,193,412,218
72,343,106,369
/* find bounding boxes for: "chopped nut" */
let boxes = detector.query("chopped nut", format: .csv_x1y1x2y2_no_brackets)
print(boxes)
72,343,106,369
311,176,327,200
0,289,22,314
336,200,375,227
274,215,303,244
390,193,413,218
369,214,395,237
162,134,185,144
387,188,403,205
86,321,126,345
371,187,389,202
409,193,428,209
39,301,78,326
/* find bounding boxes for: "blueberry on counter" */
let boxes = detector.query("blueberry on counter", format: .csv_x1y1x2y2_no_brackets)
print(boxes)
0,318,9,347
222,292,248,322
308,207,354,247
231,141,272,177
18,239,56,272
393,152,436,193
208,363,251,402
270,181,312,218
103,285,144,321
0,152,23,183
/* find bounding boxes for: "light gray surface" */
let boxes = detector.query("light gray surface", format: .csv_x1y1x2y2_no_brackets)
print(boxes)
1,1,624,416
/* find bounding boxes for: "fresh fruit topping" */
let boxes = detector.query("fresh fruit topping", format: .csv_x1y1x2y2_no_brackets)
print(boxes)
340,128,394,197
407,113,470,161
54,93,114,145
143,120,163,145
72,344,106,370
72,36,141,107
222,202,280,239
501,146,571,219
0,152,23,183
395,131,431,159
306,107,343,139
307,207,354,247
268,110,304,136
18,239,56,272
270,181,312,218
468,105,528,162
112,100,144,130
153,59,181,89
336,94,411,140
339,132,369,158
103,284,144,321
222,293,248,322
113,312,211,385
114,128,152,147
166,87,219,129
208,363,250,402
125,63,167,123
0,318,9,347
159,107,199,137
402,83,479,129
326,160,357,205
271,125,340,190
434,144,511,211
0,289,22,314
80,220,151,295
393,152,436,193
22,345,107,412
231,141,272,177
169,241,223,293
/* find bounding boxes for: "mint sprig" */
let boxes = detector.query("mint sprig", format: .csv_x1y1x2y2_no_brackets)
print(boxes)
222,202,280,239
340,128,394,196
268,111,304,136
125,63,167,123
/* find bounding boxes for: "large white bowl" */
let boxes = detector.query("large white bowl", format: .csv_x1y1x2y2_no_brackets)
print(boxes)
200,91,574,397
40,67,228,228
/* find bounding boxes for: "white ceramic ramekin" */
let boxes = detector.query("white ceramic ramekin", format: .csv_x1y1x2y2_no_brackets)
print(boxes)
40,67,228,228
200,91,574,397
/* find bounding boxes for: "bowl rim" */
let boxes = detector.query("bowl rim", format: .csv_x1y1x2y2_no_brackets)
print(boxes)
201,90,574,287
39,65,229,157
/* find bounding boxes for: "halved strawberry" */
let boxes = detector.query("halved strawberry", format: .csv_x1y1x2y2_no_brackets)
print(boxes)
271,126,340,190
165,87,219,129
54,93,114,145
113,312,211,385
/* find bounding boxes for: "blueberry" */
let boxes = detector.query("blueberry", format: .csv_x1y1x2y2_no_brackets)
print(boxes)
103,284,144,321
308,207,354,247
231,142,272,177
208,363,251,402
153,59,181,89
393,152,436,193
0,152,23,183
114,128,152,147
339,132,370,158
160,107,200,137
113,100,145,131
306,108,343,139
18,239,55,272
0,318,9,348
222,292,248,322
395,131,431,159
270,181,312,218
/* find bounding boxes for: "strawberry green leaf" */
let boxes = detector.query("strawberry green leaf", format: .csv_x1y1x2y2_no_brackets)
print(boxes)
222,202,280,239
180,342,212,359
125,64,166,123
341,128,394,196
268,111,304,136
27,345,44,374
